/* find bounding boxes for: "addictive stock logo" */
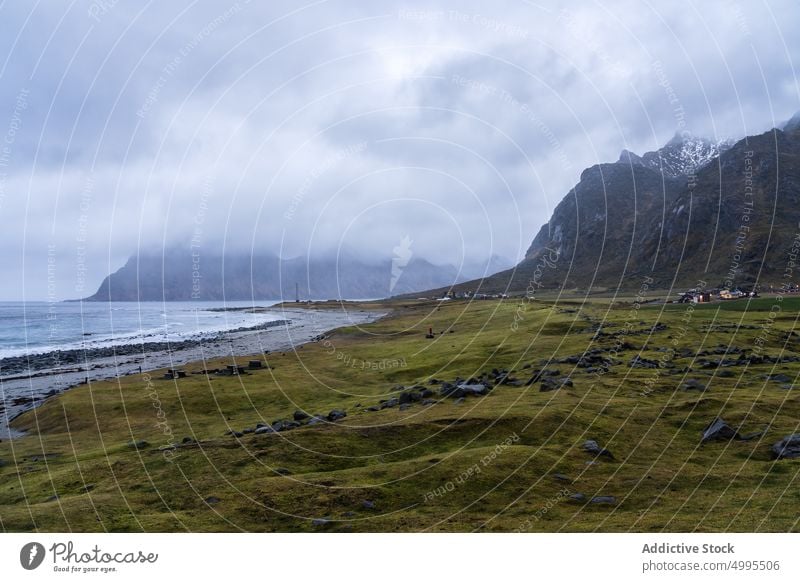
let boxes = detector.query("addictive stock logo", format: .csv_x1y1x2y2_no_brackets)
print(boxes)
19,542,46,570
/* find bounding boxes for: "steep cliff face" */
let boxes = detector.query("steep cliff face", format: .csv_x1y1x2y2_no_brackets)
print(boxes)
647,127,800,288
523,161,684,289
522,126,800,291
426,119,800,295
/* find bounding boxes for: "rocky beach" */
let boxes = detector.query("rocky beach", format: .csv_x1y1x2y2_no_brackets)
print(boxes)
0,305,384,439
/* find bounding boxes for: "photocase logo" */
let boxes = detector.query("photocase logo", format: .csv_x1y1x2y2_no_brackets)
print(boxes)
390,235,413,293
19,542,46,570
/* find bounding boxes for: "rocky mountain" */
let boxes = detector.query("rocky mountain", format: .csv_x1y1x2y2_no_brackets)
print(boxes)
429,118,800,294
618,132,733,178
86,251,473,301
782,111,800,132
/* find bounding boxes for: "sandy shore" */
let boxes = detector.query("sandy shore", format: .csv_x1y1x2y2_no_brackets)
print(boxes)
0,305,385,439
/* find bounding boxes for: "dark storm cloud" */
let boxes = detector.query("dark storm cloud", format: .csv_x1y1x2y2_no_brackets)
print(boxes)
0,0,797,299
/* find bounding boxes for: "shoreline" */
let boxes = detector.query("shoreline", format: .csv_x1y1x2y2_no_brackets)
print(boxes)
0,305,386,440
0,318,291,379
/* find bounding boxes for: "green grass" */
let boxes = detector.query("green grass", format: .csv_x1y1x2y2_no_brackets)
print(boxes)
657,295,800,312
1,296,799,532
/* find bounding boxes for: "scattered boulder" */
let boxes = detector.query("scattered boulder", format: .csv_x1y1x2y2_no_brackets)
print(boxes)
127,440,150,450
312,518,330,527
771,435,800,460
275,467,292,475
272,420,301,432
205,496,221,504
361,500,376,510
525,369,562,385
255,425,275,434
767,373,793,384
540,377,573,392
380,398,399,409
589,496,616,505
399,391,422,405
552,473,572,483
568,493,586,502
399,403,412,411
458,383,489,396
629,356,660,369
293,410,310,421
327,409,347,422
582,439,615,460
701,418,739,443
440,383,489,398
682,379,708,392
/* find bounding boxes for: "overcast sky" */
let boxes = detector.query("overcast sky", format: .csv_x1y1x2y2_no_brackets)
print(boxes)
0,0,798,300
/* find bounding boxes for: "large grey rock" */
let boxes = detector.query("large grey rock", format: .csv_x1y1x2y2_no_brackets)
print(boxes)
272,420,300,432
590,496,617,505
682,378,708,392
582,439,615,460
630,356,660,369
540,377,573,392
771,434,800,460
458,383,489,396
293,410,310,421
399,391,422,405
440,383,489,398
327,409,347,422
701,418,739,443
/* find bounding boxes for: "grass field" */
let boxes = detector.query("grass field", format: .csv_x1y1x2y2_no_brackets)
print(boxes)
1,295,799,532
656,295,800,312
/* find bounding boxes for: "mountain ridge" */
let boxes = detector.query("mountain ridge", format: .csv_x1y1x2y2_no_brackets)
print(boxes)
85,250,512,301
422,117,800,296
